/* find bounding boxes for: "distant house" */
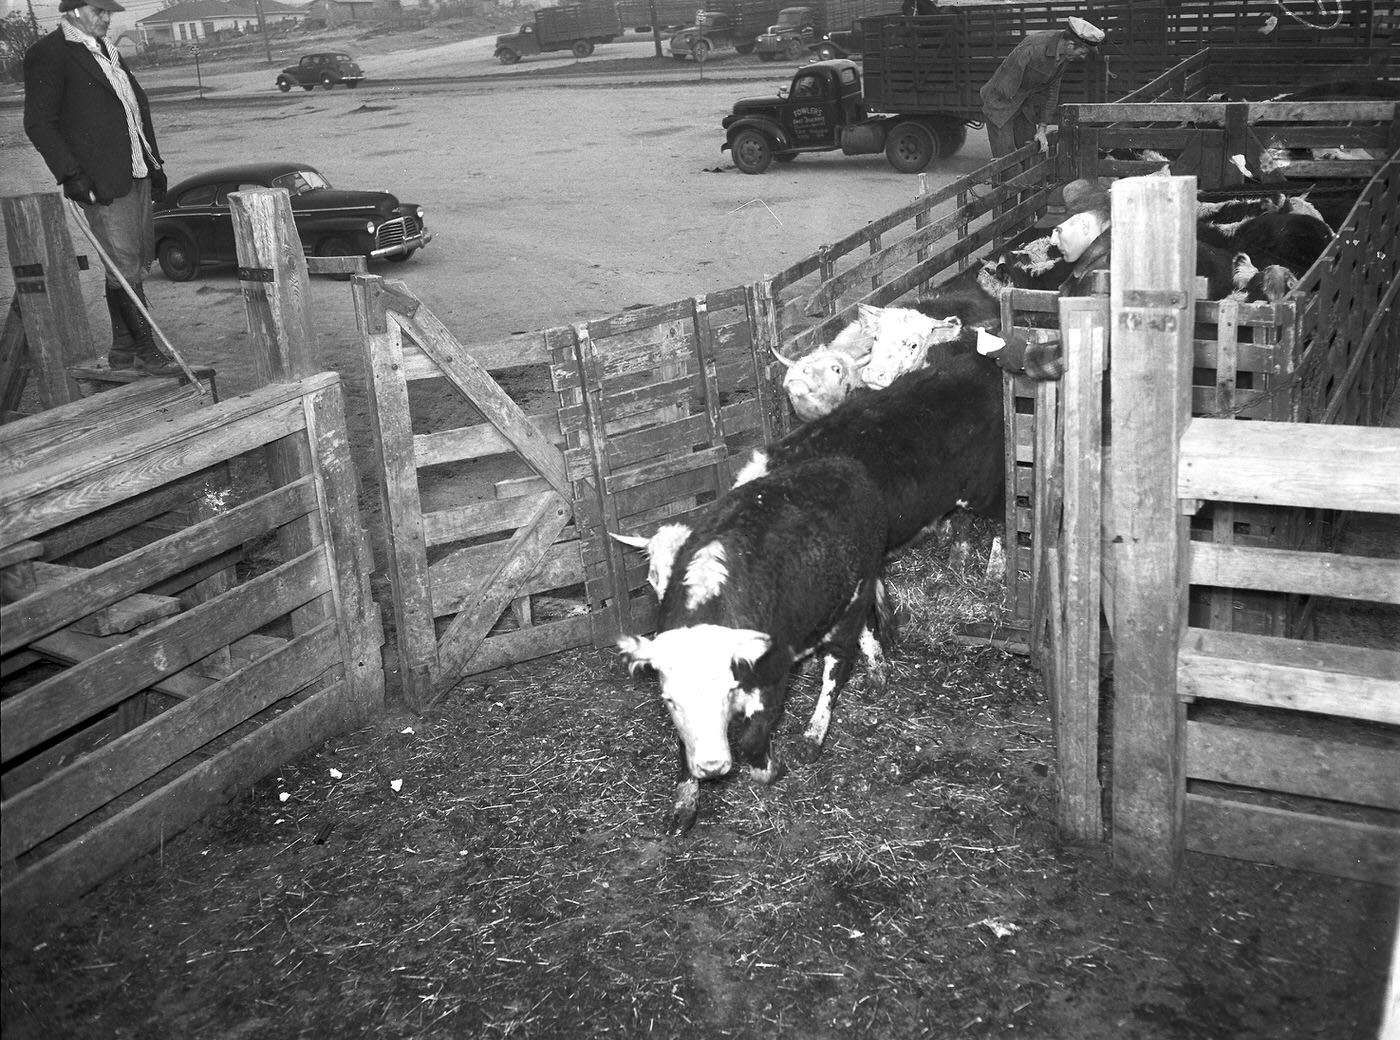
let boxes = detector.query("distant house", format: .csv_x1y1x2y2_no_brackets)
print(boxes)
137,0,308,49
305,0,377,27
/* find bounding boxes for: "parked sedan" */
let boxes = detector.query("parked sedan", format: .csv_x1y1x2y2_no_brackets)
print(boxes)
153,162,432,281
275,52,363,91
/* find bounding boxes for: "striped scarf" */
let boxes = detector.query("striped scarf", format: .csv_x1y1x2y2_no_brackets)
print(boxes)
61,18,156,178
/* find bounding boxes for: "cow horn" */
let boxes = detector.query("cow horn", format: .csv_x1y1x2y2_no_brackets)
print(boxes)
770,345,795,368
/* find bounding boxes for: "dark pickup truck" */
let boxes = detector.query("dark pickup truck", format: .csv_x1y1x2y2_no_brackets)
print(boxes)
721,59,968,173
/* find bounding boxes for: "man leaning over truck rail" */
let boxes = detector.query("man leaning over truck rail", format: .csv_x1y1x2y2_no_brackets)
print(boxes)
979,16,1105,159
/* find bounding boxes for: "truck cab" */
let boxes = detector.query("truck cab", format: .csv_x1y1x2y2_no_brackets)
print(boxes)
722,59,966,173
755,6,821,61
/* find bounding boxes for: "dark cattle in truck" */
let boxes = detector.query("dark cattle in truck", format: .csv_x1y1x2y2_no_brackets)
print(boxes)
734,344,1005,555
617,456,893,835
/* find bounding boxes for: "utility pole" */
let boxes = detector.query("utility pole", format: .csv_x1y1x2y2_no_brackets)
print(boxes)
254,0,271,64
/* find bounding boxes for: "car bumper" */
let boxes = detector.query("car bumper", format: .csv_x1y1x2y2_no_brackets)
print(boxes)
370,229,432,260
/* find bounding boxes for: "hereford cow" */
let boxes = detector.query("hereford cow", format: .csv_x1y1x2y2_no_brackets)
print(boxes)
735,342,1005,555
772,345,870,422
828,303,965,392
617,456,894,835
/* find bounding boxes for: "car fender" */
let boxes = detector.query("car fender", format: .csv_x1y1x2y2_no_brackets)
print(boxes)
722,115,790,153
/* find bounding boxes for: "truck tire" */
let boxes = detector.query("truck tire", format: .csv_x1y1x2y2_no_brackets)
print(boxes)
782,37,804,60
571,39,594,58
497,48,521,65
731,129,775,174
692,37,712,62
885,121,939,174
937,123,968,157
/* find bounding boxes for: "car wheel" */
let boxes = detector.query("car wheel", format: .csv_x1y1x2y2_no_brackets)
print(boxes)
885,120,939,174
691,38,711,62
497,48,521,65
318,236,361,279
157,237,199,282
276,76,292,92
731,129,774,174
571,39,594,58
814,43,838,60
320,72,335,88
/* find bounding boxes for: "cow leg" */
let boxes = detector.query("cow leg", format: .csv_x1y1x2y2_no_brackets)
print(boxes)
795,651,856,763
669,739,701,836
860,578,897,693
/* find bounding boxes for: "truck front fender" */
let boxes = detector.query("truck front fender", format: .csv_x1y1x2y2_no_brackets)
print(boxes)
722,116,791,153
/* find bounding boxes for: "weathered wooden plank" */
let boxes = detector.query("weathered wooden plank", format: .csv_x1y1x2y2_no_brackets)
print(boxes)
1188,719,1400,812
3,560,182,636
414,409,564,467
1179,418,1400,512
1,549,331,763
352,283,437,709
2,623,340,862
1106,174,1196,877
1190,541,1400,604
0,376,334,548
429,540,583,617
2,193,91,408
229,188,320,384
0,675,360,934
1185,793,1399,887
1179,627,1400,725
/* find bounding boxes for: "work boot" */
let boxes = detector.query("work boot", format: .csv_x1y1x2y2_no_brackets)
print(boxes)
104,283,136,369
113,283,184,378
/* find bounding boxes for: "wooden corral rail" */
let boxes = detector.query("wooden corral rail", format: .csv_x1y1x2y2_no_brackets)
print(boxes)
1036,174,1400,884
0,372,384,929
352,278,773,711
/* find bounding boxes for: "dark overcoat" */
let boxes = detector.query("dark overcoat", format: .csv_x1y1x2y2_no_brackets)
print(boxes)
23,28,161,203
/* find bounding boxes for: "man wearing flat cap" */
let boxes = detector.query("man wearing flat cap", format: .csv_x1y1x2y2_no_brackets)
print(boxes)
980,16,1105,159
24,0,181,376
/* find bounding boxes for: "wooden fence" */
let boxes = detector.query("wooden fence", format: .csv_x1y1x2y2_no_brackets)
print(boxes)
1,188,385,929
1034,170,1400,884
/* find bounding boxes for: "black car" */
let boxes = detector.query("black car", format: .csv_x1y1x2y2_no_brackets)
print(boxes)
275,52,364,91
152,162,432,281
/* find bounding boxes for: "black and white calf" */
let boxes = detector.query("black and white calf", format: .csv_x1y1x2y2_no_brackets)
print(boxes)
617,456,894,835
735,343,1006,555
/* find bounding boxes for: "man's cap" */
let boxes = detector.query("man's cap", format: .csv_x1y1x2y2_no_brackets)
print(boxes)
1065,17,1105,46
60,0,127,13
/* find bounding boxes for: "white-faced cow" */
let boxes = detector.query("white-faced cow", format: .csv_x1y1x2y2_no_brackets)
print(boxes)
836,303,965,392
617,456,895,835
772,346,870,422
735,342,1006,556
610,522,693,600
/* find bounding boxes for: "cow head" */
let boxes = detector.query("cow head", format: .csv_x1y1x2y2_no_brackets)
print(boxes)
858,304,963,390
610,523,691,599
778,348,866,421
617,625,772,779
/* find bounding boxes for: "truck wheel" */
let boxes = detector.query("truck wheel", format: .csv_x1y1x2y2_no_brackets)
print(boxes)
886,121,939,174
813,43,838,60
782,37,804,60
692,38,712,62
571,39,594,58
497,48,521,65
731,129,775,174
937,123,968,157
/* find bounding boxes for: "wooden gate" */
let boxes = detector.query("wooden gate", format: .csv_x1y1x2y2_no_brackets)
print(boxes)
354,279,774,710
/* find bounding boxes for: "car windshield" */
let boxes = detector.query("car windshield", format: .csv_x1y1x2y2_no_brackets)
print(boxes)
271,170,330,195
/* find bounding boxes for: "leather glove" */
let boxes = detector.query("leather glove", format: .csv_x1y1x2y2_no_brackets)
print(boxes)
62,171,99,205
150,166,168,204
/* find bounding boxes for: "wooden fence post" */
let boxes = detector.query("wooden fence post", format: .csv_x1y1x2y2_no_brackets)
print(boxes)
1052,293,1109,844
228,188,319,385
2,192,94,409
1107,174,1197,878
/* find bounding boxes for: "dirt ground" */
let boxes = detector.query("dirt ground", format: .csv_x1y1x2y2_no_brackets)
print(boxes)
2,24,1398,1040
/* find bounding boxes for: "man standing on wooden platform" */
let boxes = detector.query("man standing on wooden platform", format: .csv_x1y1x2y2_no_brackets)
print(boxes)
980,16,1106,159
23,0,182,378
